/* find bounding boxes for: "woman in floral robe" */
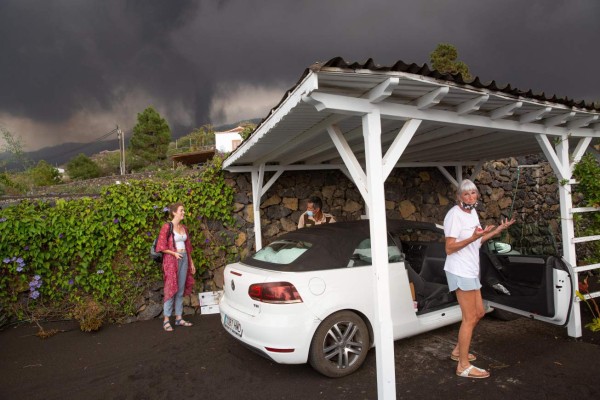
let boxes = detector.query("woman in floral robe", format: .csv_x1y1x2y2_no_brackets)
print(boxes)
155,202,196,331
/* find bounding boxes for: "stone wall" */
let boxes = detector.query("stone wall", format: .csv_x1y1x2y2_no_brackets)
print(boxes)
227,154,562,258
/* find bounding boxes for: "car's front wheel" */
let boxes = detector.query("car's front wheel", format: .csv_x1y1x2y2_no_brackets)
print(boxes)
308,311,370,378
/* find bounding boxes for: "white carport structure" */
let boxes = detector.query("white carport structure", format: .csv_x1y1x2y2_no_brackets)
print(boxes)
223,57,600,400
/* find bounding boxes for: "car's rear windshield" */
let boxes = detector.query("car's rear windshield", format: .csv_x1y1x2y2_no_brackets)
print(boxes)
251,239,313,265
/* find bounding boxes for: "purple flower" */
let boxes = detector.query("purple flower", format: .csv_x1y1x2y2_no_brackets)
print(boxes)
16,257,24,264
197,216,202,221
146,232,152,237
33,275,41,281
113,218,120,224
205,239,210,244
16,266,23,272
97,269,104,275
0,217,6,222
162,207,169,212
29,290,40,299
58,233,64,239
187,189,192,194
2,258,10,264
11,256,16,261
68,279,74,285
153,205,159,209
24,245,29,251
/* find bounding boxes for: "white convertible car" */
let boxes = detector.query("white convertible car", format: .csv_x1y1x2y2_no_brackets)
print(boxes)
220,219,574,377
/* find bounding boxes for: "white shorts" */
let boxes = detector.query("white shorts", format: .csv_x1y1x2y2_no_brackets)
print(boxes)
445,271,482,292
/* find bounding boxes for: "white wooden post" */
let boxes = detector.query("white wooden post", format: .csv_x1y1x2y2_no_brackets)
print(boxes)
250,166,264,251
363,111,396,400
555,136,582,337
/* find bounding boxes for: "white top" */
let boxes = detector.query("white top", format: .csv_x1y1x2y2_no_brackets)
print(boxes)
443,205,482,278
174,230,187,251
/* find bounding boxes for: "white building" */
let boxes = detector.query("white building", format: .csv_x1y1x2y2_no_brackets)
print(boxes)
215,126,244,153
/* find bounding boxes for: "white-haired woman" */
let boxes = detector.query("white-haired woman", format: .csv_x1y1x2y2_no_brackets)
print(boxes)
443,179,515,379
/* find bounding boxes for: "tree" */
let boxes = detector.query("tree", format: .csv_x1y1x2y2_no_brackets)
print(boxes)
240,122,257,140
67,153,102,180
129,107,171,166
30,160,61,186
1,128,31,171
430,43,472,80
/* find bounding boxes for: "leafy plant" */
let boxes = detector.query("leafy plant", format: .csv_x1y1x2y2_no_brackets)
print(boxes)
0,162,237,323
66,153,102,180
576,277,600,332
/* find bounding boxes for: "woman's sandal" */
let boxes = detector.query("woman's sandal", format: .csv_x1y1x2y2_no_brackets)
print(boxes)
456,365,490,379
163,321,173,332
175,319,193,327
450,352,476,362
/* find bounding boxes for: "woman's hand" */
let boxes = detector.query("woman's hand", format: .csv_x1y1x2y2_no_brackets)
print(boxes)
494,216,516,234
190,262,196,275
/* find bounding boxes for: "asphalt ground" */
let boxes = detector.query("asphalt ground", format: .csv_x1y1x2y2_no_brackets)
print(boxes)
1,312,598,400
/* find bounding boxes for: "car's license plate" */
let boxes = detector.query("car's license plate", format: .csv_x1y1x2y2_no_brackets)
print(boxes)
223,314,243,337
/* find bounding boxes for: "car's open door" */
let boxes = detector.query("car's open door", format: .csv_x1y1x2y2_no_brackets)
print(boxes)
480,242,574,325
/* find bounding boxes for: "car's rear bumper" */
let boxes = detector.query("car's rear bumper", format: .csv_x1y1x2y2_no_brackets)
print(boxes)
219,295,320,364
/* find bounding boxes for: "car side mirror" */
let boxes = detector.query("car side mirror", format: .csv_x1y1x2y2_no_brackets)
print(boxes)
488,240,513,254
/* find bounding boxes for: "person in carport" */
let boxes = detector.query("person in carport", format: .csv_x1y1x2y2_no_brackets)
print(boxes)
297,196,336,228
443,179,515,379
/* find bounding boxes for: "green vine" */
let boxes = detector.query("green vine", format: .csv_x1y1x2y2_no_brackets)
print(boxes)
0,160,236,322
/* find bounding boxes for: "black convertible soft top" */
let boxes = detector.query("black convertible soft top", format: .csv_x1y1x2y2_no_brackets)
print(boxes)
242,219,440,272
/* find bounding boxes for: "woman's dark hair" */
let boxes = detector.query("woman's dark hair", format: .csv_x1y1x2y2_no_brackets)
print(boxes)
168,202,184,216
309,196,323,210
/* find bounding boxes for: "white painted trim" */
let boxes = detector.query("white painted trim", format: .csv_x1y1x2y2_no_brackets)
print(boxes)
574,263,600,273
437,166,459,187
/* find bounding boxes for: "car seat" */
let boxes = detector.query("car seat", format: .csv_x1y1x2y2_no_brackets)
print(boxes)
405,260,456,313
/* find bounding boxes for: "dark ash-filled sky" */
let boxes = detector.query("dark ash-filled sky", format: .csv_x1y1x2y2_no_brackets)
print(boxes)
1,0,598,151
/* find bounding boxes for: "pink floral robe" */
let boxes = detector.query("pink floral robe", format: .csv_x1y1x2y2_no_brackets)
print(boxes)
155,222,195,302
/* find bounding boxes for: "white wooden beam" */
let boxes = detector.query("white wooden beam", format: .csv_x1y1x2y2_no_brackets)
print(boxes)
362,110,397,399
382,119,422,180
368,77,400,103
469,161,485,181
260,170,284,197
413,86,449,110
255,114,346,165
544,112,576,127
437,166,459,187
456,94,489,115
567,115,599,129
305,92,597,138
327,124,369,204
250,167,265,250
570,137,593,169
490,101,522,120
519,107,552,123
535,134,569,181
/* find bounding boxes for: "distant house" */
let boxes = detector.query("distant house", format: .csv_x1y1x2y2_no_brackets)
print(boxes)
171,126,245,167
215,126,244,153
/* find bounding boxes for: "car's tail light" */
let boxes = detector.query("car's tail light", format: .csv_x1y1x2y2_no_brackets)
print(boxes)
248,282,303,304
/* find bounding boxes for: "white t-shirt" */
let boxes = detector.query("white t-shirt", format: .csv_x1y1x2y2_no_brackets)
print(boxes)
443,205,482,278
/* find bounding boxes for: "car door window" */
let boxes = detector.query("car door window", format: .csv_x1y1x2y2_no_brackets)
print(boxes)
347,238,402,267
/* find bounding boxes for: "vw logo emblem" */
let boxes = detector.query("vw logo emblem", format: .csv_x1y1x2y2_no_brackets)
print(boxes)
231,279,236,291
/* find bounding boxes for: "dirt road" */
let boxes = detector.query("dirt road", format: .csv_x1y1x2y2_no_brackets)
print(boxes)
1,313,598,400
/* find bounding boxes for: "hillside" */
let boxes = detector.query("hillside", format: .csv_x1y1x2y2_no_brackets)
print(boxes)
0,119,261,170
